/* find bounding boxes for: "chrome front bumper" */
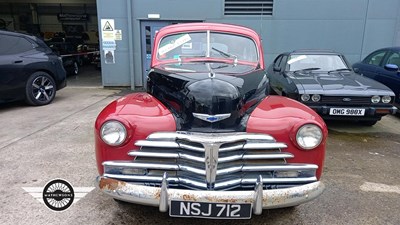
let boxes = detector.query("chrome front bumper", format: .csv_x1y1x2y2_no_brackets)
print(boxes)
97,176,325,215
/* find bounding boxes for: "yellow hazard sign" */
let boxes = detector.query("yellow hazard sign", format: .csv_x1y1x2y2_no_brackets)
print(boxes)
103,21,113,31
101,19,115,40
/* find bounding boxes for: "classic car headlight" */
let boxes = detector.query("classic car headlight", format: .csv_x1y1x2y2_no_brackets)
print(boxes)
371,95,380,103
100,120,127,146
296,124,323,150
301,94,310,102
311,94,321,102
382,96,391,103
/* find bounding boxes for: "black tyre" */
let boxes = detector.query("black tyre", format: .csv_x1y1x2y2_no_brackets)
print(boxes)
25,71,56,106
360,120,378,126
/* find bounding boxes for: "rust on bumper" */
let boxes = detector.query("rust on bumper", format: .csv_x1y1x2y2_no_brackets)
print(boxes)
97,176,325,214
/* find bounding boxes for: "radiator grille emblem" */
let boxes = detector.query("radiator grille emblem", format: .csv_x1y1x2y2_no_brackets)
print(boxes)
193,113,231,123
342,98,351,102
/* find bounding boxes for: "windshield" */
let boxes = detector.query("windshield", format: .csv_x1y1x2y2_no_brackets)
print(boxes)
286,54,348,72
157,31,258,64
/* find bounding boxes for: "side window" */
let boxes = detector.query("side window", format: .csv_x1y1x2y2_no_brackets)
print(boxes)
274,55,282,68
0,34,34,55
364,50,386,66
385,52,400,68
279,55,288,70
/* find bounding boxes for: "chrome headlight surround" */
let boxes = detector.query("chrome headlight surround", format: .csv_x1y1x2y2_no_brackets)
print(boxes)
296,124,323,150
382,95,391,103
311,94,321,102
301,94,310,102
371,95,380,103
100,120,127,146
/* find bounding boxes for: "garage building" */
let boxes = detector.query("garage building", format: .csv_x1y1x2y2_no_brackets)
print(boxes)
1,0,400,89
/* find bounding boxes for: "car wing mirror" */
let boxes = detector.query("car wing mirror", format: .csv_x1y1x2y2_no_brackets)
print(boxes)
353,67,360,73
384,64,399,72
273,66,281,72
49,45,60,55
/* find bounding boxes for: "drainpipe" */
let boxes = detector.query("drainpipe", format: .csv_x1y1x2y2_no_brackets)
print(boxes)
360,0,370,61
127,0,135,91
394,1,400,45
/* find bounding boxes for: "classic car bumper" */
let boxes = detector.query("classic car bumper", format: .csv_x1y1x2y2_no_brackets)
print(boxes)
96,176,325,215
309,105,398,120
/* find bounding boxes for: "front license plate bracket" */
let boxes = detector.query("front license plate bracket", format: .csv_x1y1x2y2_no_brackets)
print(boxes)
329,108,365,116
169,200,252,219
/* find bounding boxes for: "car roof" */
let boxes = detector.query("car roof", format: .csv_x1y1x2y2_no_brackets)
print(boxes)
0,30,50,49
156,22,260,38
0,30,35,39
373,46,400,52
289,49,340,55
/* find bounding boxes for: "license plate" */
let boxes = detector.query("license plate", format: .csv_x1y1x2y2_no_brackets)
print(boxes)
329,108,365,116
169,200,252,219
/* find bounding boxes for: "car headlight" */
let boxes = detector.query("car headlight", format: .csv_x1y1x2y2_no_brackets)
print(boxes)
296,124,323,150
371,95,380,103
301,94,310,102
311,94,321,102
100,120,127,146
382,96,391,103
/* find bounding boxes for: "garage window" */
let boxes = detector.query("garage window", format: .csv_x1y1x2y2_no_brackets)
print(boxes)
0,35,34,55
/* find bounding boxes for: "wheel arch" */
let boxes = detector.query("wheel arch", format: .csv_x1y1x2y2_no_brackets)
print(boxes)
25,69,58,89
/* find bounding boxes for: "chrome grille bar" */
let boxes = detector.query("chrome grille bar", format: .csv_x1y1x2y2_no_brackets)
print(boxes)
128,151,294,163
103,174,317,190
242,142,288,150
242,164,318,171
103,161,180,170
146,132,277,143
103,132,319,190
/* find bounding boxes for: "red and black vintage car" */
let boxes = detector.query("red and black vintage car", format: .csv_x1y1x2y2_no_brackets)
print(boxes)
95,23,328,219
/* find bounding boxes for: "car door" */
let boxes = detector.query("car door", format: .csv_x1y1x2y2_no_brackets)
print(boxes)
376,50,400,104
355,49,389,80
0,34,35,100
269,54,289,95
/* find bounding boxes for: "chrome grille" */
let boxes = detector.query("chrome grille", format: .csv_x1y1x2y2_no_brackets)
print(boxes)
103,132,318,190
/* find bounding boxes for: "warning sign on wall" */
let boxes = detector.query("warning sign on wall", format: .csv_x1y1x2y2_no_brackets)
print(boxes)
115,30,122,40
101,19,115,40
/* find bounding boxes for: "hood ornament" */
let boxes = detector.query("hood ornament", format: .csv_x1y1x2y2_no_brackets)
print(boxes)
193,113,231,123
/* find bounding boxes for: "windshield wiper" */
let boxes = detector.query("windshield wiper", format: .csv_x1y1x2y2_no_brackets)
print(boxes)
211,47,238,65
211,64,229,70
293,68,320,73
176,54,206,64
328,68,352,74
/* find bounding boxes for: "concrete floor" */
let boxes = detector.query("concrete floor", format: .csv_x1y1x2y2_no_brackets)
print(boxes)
66,65,103,88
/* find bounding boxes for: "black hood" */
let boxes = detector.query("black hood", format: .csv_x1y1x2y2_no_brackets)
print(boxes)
147,62,268,132
287,71,394,96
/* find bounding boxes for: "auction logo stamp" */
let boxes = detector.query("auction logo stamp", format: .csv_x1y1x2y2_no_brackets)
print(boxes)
42,179,75,211
22,179,94,211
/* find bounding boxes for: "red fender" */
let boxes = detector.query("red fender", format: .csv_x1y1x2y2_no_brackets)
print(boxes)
247,96,328,179
94,92,176,174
